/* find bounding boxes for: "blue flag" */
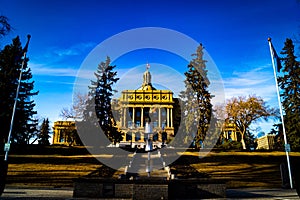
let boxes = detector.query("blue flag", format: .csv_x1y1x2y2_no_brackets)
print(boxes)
270,42,282,72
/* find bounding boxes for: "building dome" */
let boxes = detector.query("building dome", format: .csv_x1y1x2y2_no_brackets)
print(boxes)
137,65,156,90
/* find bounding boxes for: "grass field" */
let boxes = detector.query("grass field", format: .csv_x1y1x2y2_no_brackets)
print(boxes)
4,145,300,189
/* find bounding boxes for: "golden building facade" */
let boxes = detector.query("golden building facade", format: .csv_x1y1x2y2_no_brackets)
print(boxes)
117,68,175,148
221,118,239,142
52,121,77,145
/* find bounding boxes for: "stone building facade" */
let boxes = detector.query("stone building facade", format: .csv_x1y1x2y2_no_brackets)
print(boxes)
256,134,275,150
117,67,175,148
52,121,78,145
220,118,240,142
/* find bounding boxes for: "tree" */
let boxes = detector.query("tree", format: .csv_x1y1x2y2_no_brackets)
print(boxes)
0,36,38,145
60,92,88,120
0,15,11,196
38,118,50,145
88,56,122,144
0,15,11,38
271,123,284,150
244,130,257,150
180,44,212,149
225,95,277,149
278,38,300,151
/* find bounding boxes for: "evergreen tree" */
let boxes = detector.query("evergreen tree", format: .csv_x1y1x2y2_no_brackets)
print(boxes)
38,118,50,145
244,130,256,150
0,36,38,145
278,38,300,151
88,57,122,144
180,44,212,149
271,123,284,150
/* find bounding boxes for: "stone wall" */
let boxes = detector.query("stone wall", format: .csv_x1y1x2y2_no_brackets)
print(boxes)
73,178,226,199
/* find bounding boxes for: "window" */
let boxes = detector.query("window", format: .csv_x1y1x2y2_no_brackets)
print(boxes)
135,132,141,141
128,121,133,128
136,121,141,127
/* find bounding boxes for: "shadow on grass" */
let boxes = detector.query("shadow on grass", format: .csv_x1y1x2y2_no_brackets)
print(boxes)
85,165,117,178
170,155,210,179
9,144,91,156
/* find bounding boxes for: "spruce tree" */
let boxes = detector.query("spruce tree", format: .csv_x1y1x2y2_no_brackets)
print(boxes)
38,118,50,145
88,57,122,144
0,36,38,145
180,44,212,149
278,38,300,151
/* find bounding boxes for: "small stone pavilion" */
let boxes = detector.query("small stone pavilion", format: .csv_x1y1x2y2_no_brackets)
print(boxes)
52,121,76,145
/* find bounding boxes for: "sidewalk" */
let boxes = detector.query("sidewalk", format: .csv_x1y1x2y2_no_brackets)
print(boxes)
226,188,299,199
1,186,299,199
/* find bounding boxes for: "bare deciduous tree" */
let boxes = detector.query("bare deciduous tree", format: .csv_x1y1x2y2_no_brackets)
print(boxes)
60,92,88,120
225,95,277,149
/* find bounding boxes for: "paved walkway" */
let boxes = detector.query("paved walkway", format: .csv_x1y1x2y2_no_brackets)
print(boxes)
1,187,299,199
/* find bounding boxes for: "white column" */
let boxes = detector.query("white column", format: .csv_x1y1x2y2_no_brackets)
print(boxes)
170,108,173,128
120,108,123,127
158,107,161,128
167,108,170,127
123,107,127,128
132,107,135,126
141,107,144,127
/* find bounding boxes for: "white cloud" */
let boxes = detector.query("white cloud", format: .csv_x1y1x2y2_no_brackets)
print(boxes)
29,41,97,77
30,63,78,77
222,65,278,102
52,42,96,57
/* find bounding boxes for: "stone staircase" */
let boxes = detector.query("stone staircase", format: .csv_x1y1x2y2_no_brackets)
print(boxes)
122,149,171,180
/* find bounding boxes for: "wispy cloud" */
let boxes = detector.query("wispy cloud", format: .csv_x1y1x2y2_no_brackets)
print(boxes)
30,63,78,77
52,42,96,57
222,65,277,102
29,41,97,78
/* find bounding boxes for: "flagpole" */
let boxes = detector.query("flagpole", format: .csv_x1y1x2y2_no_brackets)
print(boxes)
268,37,293,189
4,35,31,161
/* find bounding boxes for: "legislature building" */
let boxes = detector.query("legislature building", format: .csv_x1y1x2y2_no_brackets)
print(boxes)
116,66,175,148
53,66,176,148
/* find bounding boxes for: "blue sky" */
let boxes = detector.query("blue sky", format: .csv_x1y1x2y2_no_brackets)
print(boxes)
1,0,299,136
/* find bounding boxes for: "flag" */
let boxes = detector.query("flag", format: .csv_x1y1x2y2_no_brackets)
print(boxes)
269,39,282,72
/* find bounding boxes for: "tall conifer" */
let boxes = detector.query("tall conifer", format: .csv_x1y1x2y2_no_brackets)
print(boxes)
180,44,212,149
87,57,122,144
278,38,300,151
0,36,38,145
38,118,50,145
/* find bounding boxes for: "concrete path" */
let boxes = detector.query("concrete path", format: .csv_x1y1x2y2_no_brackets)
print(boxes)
1,187,299,199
